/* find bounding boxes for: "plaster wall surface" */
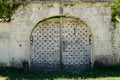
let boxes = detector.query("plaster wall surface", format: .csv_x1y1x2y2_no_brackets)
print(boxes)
0,2,113,66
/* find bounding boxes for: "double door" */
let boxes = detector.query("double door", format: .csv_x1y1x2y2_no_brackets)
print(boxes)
30,18,92,70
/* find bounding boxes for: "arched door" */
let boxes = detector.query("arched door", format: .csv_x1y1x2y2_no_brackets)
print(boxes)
30,17,92,70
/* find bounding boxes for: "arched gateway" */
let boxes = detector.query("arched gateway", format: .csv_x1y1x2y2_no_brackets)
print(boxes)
30,17,92,70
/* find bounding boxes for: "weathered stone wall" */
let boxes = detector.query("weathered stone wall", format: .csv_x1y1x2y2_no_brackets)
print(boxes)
0,2,114,67
115,22,120,64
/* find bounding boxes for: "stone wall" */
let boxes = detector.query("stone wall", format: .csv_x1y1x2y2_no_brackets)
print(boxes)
0,2,114,67
115,22,120,64
13,0,113,2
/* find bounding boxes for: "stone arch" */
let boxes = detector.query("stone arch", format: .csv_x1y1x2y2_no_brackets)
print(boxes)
30,16,93,70
30,15,93,36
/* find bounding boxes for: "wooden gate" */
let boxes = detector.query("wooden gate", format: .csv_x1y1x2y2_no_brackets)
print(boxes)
30,17,92,70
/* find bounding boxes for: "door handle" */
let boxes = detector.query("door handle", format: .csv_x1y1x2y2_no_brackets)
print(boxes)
63,41,66,51
62,41,68,51
30,36,33,45
89,35,91,45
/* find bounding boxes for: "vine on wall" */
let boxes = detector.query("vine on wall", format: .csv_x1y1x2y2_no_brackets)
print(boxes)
0,0,20,22
110,0,120,63
110,21,118,64
110,22,116,48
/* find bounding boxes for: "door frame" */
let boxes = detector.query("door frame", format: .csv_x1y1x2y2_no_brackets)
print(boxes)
29,16,94,70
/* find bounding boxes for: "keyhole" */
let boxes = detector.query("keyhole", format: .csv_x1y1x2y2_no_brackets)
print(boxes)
74,28,76,35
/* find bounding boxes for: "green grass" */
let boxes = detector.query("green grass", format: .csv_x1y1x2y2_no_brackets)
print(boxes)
0,66,120,80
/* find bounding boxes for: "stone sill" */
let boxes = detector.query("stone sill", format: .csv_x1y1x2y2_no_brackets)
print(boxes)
9,0,113,4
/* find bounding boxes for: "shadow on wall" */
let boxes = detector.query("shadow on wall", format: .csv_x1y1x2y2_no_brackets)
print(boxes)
94,54,118,65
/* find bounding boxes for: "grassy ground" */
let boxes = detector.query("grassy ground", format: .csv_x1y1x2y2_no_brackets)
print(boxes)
0,66,120,80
